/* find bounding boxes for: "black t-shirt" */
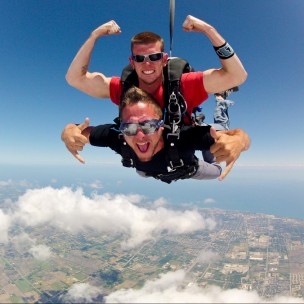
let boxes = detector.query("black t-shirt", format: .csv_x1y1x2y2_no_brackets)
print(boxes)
89,124,214,176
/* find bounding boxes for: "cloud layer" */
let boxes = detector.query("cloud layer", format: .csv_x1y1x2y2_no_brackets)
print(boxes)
2,186,216,248
66,270,304,303
1,186,303,303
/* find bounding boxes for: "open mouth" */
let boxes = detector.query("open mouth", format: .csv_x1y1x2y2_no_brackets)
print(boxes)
137,142,149,153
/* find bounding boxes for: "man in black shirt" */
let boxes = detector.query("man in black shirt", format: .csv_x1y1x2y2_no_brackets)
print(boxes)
61,87,250,182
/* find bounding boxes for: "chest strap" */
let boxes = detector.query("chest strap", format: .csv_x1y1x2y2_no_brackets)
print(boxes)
146,160,199,184
119,134,135,168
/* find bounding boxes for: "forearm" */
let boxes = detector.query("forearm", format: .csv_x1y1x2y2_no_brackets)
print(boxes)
192,160,222,180
65,22,118,98
196,19,247,92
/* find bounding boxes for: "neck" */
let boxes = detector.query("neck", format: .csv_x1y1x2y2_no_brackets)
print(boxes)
138,77,163,95
154,136,165,156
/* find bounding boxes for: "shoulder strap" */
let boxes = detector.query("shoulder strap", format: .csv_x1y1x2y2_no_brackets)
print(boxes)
162,58,194,167
163,57,194,127
166,130,184,169
118,133,135,168
120,64,139,102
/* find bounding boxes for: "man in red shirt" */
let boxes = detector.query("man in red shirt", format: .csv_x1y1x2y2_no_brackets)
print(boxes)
65,15,249,180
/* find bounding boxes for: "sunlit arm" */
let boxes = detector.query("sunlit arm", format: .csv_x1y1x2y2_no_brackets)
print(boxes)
65,20,121,98
182,15,248,94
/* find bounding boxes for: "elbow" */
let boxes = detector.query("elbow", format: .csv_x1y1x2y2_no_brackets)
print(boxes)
240,69,248,85
65,72,76,87
235,69,248,87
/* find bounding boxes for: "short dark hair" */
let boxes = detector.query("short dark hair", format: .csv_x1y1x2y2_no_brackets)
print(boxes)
119,87,163,120
131,32,164,54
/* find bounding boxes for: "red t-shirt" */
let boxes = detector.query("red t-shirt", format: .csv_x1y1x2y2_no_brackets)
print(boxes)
109,71,208,117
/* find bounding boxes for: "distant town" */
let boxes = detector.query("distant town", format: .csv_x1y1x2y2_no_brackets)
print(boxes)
0,207,304,303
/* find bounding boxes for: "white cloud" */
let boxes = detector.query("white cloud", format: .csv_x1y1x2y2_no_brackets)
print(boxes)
29,244,52,261
10,232,36,251
204,198,216,205
7,187,215,248
0,209,11,243
63,283,102,303
0,179,13,187
89,179,104,189
0,179,33,189
197,250,220,264
104,270,304,303
152,197,167,208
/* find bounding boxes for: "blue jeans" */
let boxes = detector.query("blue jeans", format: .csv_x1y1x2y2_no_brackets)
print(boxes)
211,99,234,131
201,99,234,168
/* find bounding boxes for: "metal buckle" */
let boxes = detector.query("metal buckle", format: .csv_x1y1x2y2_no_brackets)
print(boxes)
169,158,184,169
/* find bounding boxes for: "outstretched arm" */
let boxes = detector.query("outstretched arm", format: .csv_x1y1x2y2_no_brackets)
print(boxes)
66,20,121,98
209,127,251,180
61,118,93,164
182,15,247,94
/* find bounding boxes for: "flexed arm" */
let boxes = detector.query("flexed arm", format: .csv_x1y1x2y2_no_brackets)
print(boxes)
182,15,247,94
66,20,121,98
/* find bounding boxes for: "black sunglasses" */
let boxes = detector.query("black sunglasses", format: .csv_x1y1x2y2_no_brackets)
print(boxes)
120,119,164,136
131,52,164,63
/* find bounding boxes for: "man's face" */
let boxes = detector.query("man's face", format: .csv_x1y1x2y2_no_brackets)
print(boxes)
121,102,164,162
130,42,168,86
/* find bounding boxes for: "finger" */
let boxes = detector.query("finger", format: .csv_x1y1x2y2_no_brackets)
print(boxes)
78,117,90,132
218,161,235,181
110,20,121,34
210,141,223,155
182,16,192,30
75,152,85,164
66,139,86,151
68,146,85,164
210,127,219,141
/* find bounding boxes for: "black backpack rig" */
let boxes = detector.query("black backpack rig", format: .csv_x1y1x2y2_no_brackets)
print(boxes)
117,57,201,183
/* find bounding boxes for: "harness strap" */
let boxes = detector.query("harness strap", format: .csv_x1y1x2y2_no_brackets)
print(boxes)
166,131,184,169
119,134,134,168
120,66,139,102
147,160,199,184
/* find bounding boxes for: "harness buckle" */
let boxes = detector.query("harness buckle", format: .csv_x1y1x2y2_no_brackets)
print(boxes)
169,158,184,169
121,158,134,167
168,92,181,125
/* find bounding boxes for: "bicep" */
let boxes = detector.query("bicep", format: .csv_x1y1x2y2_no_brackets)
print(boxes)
78,72,112,98
202,68,229,94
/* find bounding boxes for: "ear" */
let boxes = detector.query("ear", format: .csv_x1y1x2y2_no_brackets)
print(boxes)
129,56,135,69
158,126,165,134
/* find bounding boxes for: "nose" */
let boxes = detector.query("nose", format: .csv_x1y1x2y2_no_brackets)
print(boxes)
143,56,152,64
134,128,146,139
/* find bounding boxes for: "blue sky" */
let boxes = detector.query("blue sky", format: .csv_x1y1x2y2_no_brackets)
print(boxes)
1,0,304,219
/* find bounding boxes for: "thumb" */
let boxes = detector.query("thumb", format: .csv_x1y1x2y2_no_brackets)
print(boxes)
210,127,219,141
78,117,90,132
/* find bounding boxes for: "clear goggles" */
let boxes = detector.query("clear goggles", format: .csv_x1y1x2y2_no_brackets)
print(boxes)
120,119,164,136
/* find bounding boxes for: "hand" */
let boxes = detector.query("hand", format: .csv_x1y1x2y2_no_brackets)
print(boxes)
182,15,211,33
91,20,121,39
61,118,90,164
210,127,250,181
